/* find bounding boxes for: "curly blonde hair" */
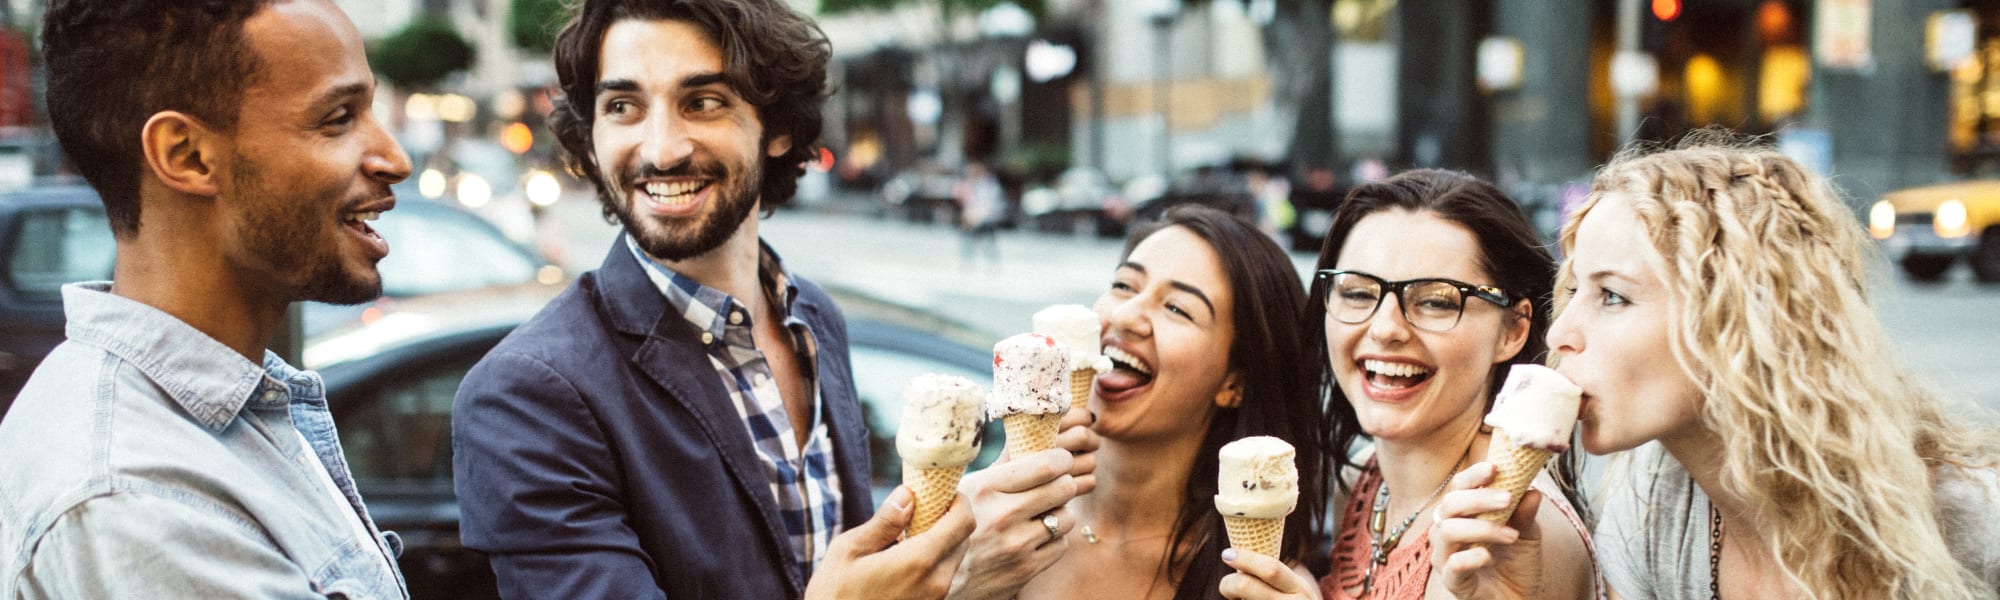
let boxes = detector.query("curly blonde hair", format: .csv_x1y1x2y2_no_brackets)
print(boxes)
1560,131,2000,599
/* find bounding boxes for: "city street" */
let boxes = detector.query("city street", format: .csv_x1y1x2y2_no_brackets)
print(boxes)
542,193,2000,412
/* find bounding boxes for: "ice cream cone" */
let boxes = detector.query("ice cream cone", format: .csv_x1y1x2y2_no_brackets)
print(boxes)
1003,412,1062,457
1222,514,1284,557
1068,368,1094,410
903,463,965,536
1477,428,1554,524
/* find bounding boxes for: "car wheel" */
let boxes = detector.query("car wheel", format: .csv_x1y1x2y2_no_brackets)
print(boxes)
1972,228,2000,283
1901,254,1954,281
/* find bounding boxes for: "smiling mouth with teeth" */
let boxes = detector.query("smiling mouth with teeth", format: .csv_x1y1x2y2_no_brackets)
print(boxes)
1103,346,1154,386
1362,358,1433,390
342,211,381,234
643,180,710,207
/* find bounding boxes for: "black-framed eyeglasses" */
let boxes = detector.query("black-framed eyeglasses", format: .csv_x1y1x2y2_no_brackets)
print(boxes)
1314,269,1517,333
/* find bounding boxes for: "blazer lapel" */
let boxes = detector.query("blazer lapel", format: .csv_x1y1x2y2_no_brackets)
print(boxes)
591,236,806,595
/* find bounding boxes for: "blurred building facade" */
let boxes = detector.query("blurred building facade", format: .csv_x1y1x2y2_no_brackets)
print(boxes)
816,0,1988,209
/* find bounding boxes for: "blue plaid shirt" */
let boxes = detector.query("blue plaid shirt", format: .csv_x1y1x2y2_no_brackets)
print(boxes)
625,238,843,577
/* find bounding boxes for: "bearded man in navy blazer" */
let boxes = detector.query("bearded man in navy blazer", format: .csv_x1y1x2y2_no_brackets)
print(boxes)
452,1,1093,598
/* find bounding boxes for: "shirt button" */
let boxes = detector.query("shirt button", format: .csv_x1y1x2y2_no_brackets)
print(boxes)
263,390,283,402
701,332,715,345
729,311,744,325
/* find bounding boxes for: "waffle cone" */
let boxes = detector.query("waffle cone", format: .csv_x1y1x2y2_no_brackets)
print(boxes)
1222,514,1284,557
1477,429,1554,524
1069,369,1095,410
903,463,965,536
1002,412,1062,457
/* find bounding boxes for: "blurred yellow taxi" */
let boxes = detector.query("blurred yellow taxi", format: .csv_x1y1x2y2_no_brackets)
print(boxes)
1871,180,2000,282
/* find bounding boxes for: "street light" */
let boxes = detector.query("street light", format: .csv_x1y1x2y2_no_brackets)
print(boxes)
1144,0,1181,178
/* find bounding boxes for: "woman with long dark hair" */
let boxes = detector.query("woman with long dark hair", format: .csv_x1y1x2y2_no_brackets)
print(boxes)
1020,204,1327,599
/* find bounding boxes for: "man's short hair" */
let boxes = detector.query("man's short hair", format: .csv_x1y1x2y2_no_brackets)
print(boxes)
548,0,832,214
42,0,273,236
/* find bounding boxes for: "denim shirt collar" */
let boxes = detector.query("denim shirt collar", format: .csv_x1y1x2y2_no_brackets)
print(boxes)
60,282,311,432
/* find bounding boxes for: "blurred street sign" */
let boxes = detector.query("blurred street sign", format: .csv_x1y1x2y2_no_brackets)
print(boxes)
1815,0,1872,71
1477,37,1523,92
1611,51,1658,98
1928,10,1976,72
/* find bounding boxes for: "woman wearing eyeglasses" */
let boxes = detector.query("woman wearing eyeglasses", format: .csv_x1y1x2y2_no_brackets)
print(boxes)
1218,169,1597,600
1429,136,2000,599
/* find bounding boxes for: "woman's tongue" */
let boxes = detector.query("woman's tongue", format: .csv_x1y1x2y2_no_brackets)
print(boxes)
1098,365,1152,392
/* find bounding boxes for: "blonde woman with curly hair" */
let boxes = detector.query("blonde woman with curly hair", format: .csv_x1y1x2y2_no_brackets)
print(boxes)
1427,134,2000,600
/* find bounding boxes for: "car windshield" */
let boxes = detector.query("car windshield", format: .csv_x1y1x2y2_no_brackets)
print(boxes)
371,202,542,296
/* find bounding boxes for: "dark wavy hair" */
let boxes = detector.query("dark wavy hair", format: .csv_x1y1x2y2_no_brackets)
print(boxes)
42,0,271,236
1306,169,1576,504
547,0,831,218
1121,205,1328,600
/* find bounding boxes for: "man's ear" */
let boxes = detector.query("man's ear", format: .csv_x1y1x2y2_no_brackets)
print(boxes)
1214,371,1244,408
765,134,792,159
140,111,222,197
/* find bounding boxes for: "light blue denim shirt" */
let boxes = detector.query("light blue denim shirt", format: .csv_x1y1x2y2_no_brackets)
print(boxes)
0,282,406,599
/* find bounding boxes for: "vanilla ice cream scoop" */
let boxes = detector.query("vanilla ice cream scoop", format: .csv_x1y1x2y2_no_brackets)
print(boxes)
1482,364,1583,452
989,333,1071,418
1214,436,1299,519
1032,304,1113,373
897,374,988,468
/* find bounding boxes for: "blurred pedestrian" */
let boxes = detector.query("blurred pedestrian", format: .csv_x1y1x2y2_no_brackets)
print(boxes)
450,1,1085,598
958,160,1004,268
0,0,413,596
1432,133,2000,599
1246,168,1294,248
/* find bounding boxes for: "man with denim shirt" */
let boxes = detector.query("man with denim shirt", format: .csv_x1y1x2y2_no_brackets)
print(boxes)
0,0,412,597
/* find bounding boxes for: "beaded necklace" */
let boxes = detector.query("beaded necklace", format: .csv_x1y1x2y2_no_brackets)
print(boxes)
1708,504,1723,600
1360,446,1471,595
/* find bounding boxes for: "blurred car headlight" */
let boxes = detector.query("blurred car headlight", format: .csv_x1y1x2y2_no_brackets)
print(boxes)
525,170,562,208
457,173,492,209
419,168,448,199
1935,199,1970,238
1869,200,1895,240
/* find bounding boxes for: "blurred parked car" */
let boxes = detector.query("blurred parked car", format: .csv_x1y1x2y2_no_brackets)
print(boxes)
0,185,112,407
1021,167,1131,238
300,198,568,345
879,164,962,225
0,186,563,416
1129,166,1256,224
1871,180,2000,282
317,309,1000,597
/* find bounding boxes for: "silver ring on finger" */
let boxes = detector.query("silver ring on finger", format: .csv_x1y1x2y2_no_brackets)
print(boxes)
1041,512,1060,543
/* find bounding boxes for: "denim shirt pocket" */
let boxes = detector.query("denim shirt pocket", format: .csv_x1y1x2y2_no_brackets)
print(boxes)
308,542,404,600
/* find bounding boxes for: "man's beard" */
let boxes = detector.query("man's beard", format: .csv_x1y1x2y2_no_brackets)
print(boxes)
234,152,383,305
605,156,763,262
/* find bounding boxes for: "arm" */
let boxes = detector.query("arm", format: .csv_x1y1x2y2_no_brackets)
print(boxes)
1427,462,1548,600
23,494,330,599
1218,548,1323,600
945,448,1082,600
806,485,976,600
452,351,666,600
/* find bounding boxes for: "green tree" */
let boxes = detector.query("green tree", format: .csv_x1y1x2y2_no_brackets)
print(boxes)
369,17,475,90
511,0,566,53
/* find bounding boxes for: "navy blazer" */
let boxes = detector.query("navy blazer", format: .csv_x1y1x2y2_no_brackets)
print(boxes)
452,236,875,599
